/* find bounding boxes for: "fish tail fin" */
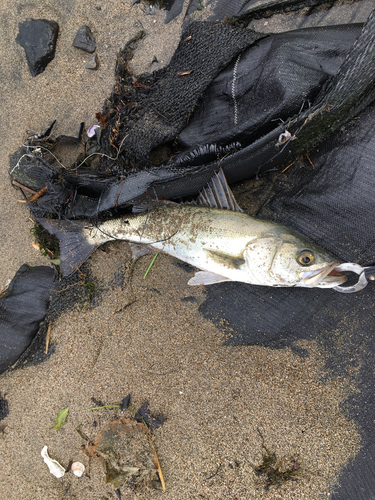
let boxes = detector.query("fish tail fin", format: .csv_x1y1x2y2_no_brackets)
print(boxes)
38,218,98,276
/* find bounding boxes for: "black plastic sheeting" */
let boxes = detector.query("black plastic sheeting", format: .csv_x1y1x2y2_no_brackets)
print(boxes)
0,265,57,374
176,23,362,151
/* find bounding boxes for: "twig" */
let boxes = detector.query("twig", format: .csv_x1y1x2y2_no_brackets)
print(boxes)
147,431,166,491
280,160,296,174
29,186,47,202
206,464,222,481
45,320,52,354
305,153,314,167
12,180,37,194
0,281,10,298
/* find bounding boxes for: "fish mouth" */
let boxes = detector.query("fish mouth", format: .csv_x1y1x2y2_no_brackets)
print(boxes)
301,261,347,288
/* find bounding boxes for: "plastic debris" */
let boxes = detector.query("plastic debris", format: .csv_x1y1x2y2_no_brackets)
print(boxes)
41,446,65,478
71,462,85,477
0,265,57,375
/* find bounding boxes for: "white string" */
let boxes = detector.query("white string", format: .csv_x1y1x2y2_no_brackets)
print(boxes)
231,53,241,126
9,134,129,176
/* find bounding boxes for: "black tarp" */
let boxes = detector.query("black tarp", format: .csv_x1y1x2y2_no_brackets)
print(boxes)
0,265,57,374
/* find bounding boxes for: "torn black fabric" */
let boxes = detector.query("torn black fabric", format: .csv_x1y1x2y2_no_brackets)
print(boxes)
0,265,57,374
100,21,266,170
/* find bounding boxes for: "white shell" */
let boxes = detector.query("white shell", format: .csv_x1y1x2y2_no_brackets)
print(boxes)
41,446,65,478
87,124,100,137
71,461,85,477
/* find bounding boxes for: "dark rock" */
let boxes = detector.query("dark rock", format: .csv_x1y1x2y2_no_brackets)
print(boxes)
16,19,59,77
85,54,99,70
73,25,96,53
0,395,9,421
119,394,131,411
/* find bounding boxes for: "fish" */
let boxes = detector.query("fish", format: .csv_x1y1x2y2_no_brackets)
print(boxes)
38,170,346,288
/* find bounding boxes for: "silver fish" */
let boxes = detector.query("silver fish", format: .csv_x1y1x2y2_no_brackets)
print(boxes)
38,171,346,288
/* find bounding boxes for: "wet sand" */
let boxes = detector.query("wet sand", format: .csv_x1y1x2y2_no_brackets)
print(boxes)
0,1,372,499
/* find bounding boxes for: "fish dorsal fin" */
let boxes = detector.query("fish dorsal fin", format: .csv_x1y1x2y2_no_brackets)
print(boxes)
198,168,243,212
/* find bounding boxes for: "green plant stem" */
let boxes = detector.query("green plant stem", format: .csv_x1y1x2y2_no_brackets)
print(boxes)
143,253,158,279
83,405,120,411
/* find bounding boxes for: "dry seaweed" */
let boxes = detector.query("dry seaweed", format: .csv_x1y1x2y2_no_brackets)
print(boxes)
254,430,301,488
83,418,161,490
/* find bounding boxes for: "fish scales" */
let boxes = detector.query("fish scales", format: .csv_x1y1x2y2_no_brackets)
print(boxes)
38,170,346,288
97,205,268,280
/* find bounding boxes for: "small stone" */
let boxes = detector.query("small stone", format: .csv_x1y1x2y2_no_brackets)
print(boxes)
73,25,96,53
16,19,59,77
119,394,130,411
85,55,99,70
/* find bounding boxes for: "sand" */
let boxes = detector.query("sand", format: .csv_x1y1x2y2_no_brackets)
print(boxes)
0,1,372,499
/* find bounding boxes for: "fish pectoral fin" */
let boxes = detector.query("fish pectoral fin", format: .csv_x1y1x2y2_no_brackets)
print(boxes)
188,271,232,286
204,249,245,269
128,243,156,261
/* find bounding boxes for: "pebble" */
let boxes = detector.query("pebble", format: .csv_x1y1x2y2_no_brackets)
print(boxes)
73,25,96,53
85,54,99,70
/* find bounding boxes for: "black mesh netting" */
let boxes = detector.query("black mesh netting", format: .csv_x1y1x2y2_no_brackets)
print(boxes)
5,4,375,499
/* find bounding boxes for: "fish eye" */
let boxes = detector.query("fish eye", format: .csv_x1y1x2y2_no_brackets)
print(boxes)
296,250,315,266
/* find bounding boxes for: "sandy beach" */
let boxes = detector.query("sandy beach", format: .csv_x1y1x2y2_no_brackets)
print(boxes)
0,1,373,499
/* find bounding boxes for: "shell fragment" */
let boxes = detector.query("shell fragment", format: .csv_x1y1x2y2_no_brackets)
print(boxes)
41,446,65,478
71,461,85,477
